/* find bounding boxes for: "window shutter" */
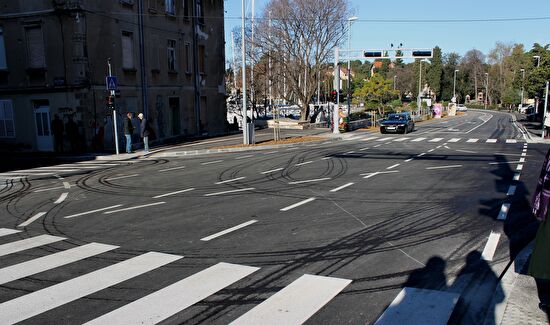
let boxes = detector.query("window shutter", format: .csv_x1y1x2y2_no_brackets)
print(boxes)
0,28,6,69
26,26,46,68
122,33,134,69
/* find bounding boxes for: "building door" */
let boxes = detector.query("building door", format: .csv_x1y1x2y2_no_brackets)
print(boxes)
34,104,53,151
169,97,180,136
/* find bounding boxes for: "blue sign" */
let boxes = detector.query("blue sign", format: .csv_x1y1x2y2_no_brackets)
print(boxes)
106,76,118,91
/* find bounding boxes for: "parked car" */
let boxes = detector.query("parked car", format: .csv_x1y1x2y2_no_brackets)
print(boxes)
519,105,534,114
457,104,468,111
380,113,415,134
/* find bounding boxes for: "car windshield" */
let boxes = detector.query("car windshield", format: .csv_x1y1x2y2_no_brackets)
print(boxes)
387,114,406,121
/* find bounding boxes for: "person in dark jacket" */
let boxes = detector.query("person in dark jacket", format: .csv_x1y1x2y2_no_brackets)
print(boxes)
51,114,64,153
123,112,134,153
138,112,150,153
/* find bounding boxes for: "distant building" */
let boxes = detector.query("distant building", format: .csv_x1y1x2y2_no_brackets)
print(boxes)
0,0,226,152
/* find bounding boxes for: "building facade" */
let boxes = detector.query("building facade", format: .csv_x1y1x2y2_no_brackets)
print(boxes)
0,0,226,152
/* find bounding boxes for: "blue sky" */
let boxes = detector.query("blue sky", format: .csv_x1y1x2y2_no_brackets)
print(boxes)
223,0,550,64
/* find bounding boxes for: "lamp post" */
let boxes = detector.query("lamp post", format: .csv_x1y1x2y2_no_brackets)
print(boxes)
534,55,541,68
393,75,397,91
417,59,427,116
520,68,525,108
453,69,459,103
241,0,249,144
485,72,489,108
346,16,358,120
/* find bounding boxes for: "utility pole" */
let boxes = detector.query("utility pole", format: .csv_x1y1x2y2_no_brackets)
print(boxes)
453,69,459,102
107,59,119,155
393,75,397,91
250,0,255,122
241,0,249,144
520,68,525,108
137,0,148,118
333,47,340,134
346,17,357,120
417,60,423,116
485,72,489,109
543,81,549,139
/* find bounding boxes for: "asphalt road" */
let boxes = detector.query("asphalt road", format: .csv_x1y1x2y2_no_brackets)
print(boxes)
0,109,546,324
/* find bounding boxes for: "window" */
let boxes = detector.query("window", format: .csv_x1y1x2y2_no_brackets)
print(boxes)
0,27,6,69
148,0,157,12
197,0,204,24
121,31,134,69
149,36,160,71
25,25,46,68
167,39,176,71
183,0,191,19
0,100,15,138
198,45,205,74
165,0,175,15
184,42,191,73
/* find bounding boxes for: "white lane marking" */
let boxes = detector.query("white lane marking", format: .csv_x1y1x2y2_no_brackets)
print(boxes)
506,139,518,143
64,205,123,219
489,160,521,165
104,202,166,214
0,243,118,285
0,235,65,256
412,137,426,142
1,173,51,177
105,174,139,181
286,147,300,151
436,145,443,149
54,175,64,180
75,162,120,166
519,158,525,163
321,141,332,145
295,161,314,166
215,177,246,185
374,144,382,148
330,183,354,192
513,173,521,181
344,151,355,154
497,203,511,220
359,147,370,151
374,287,459,325
235,155,254,160
427,149,435,153
63,182,70,189
153,188,195,199
404,158,414,162
86,262,259,325
363,137,379,141
33,169,80,172
377,137,393,142
261,168,284,174
34,184,76,193
426,165,463,170
393,137,409,142
522,149,527,152
17,212,47,228
448,138,461,143
466,113,493,134
322,157,332,160
362,170,399,178
521,153,526,157
230,274,352,325
387,164,400,170
288,178,331,185
486,139,498,143
0,228,21,237
417,153,426,157
0,252,182,325
507,185,517,196
456,149,477,153
481,231,501,261
516,164,523,171
429,138,444,142
201,160,223,165
264,151,279,155
54,192,68,204
205,188,255,197
280,197,316,211
158,166,186,172
466,138,479,143
201,220,258,241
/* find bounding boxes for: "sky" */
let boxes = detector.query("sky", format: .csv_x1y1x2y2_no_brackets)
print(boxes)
223,0,550,65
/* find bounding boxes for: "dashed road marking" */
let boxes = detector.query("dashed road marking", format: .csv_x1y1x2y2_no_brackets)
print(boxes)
201,220,258,241
481,231,501,261
280,198,316,211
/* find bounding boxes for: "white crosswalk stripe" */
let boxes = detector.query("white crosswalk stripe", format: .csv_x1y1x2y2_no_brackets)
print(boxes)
411,137,426,142
0,252,182,324
86,262,259,325
466,138,479,143
486,139,498,143
0,162,121,178
0,232,351,324
448,138,461,142
429,138,444,142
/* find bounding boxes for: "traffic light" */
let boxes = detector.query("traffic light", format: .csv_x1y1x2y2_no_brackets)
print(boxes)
364,51,382,58
331,90,337,102
106,95,115,110
412,50,433,58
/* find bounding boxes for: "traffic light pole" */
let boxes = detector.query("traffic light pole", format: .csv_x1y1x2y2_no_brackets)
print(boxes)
108,59,120,155
333,47,340,134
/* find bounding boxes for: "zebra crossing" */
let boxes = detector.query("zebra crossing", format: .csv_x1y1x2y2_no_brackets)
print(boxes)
0,229,351,324
343,135,523,144
0,161,127,180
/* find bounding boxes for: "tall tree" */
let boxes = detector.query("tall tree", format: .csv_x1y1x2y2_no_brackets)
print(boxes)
460,49,486,103
441,52,461,101
426,46,443,100
254,0,352,121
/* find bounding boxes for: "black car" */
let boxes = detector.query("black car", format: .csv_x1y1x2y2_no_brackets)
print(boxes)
380,113,415,134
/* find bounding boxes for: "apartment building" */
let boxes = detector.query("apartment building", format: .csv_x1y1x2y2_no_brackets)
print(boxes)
0,0,226,152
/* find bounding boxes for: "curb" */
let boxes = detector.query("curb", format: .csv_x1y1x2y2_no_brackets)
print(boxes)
483,241,534,325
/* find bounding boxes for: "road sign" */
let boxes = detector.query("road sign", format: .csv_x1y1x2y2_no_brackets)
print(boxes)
106,76,118,91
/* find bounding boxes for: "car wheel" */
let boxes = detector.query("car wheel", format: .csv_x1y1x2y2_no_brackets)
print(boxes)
380,128,386,134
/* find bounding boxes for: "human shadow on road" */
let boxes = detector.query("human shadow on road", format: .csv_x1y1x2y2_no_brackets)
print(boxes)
403,256,447,291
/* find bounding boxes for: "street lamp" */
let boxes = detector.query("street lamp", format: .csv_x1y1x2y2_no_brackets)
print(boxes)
453,69,459,103
534,55,541,67
485,72,489,109
346,16,358,120
520,68,525,108
417,59,428,116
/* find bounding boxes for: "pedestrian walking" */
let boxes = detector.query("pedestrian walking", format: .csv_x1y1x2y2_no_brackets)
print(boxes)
51,114,64,153
529,147,550,313
123,112,134,153
137,112,150,153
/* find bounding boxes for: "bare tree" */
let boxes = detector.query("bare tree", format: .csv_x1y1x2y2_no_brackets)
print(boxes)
253,0,352,121
460,49,486,102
